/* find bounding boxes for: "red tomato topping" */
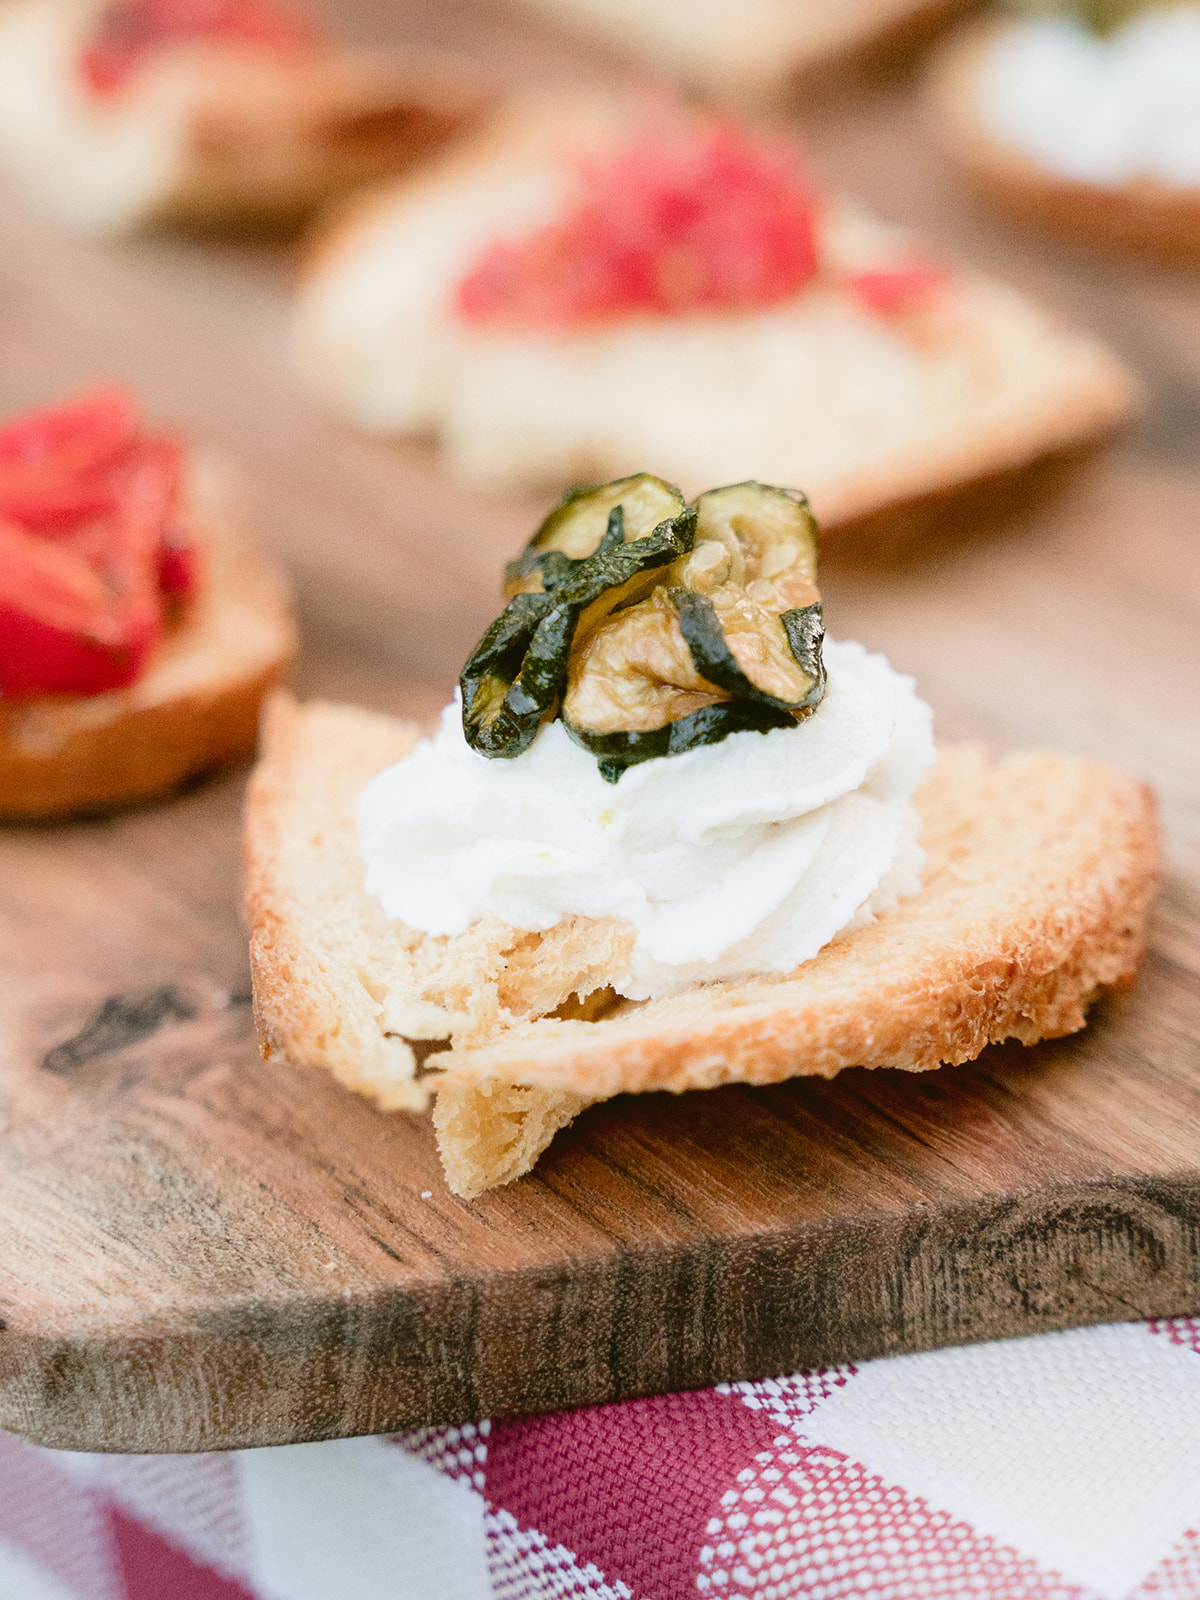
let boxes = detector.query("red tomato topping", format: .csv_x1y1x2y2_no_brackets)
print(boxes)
845,263,946,318
456,119,822,329
0,388,195,700
80,0,320,97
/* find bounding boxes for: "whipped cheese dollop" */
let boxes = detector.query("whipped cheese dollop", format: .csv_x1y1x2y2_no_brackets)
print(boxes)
981,8,1200,187
358,639,934,1001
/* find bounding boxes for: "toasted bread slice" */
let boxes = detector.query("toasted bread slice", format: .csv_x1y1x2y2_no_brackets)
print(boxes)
0,0,486,233
927,21,1200,262
295,91,1139,540
245,693,1159,1198
487,0,969,104
0,459,296,820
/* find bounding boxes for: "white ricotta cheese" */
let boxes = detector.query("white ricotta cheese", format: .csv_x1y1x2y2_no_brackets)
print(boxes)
357,639,935,1000
980,8,1200,188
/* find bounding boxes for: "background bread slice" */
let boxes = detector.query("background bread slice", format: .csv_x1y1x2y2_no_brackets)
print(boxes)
146,49,488,233
0,458,295,820
927,21,1200,262
295,91,1140,538
0,0,486,233
245,696,1160,1198
485,0,970,104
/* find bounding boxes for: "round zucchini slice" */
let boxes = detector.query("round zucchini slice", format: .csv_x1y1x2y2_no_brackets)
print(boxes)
671,589,826,712
684,481,819,604
563,588,728,738
459,590,554,757
669,481,825,712
461,489,696,760
504,474,687,597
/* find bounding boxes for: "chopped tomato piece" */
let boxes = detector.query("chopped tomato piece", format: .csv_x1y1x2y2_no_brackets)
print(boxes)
0,388,195,700
456,118,821,329
846,263,946,317
0,519,159,697
80,0,321,97
0,387,139,530
157,539,199,599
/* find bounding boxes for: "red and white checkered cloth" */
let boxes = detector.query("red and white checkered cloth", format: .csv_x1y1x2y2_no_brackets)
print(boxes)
6,1316,1200,1600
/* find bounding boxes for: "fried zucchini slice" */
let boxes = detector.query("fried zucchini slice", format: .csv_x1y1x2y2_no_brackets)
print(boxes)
562,586,818,781
505,474,688,597
687,482,819,600
459,590,554,758
461,487,695,759
562,586,796,780
563,588,727,737
569,701,798,783
672,590,826,712
465,477,826,775
670,481,825,711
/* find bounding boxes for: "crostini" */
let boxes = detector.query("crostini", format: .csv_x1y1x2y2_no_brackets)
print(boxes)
0,385,295,818
0,0,486,232
245,476,1159,1196
295,93,1139,546
927,4,1200,260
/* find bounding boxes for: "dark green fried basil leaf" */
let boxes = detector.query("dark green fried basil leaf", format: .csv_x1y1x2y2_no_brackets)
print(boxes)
671,589,826,712
564,701,797,783
504,474,687,597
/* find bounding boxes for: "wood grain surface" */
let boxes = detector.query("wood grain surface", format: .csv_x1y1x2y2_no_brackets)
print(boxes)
1,0,1200,1454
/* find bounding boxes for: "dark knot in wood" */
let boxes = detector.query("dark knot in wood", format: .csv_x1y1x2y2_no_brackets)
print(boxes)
41,986,198,1075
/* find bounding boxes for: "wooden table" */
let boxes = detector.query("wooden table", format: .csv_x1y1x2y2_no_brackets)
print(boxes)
1,0,1199,1454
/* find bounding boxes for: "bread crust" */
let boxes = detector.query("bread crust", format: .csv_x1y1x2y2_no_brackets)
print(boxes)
245,695,432,1113
0,462,295,820
927,20,1200,263
245,697,1160,1195
819,436,1100,555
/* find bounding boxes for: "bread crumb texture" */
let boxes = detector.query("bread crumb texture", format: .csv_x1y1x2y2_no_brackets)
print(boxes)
246,695,1159,1195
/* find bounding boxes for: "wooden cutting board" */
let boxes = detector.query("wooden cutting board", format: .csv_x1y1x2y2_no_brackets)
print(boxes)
1,0,1200,1456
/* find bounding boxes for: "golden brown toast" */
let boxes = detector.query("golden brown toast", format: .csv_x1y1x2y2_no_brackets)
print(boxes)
245,693,1159,1197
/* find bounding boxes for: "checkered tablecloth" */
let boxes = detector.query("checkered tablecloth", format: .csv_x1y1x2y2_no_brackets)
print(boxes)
6,1316,1200,1600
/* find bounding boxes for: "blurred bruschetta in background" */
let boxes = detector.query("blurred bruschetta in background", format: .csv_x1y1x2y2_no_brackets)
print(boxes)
295,91,1140,547
0,386,295,818
0,0,487,232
